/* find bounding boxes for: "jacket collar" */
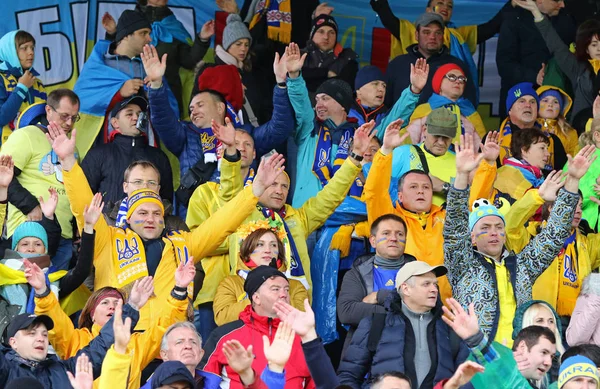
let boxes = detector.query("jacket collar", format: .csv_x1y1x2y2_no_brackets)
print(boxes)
239,305,281,334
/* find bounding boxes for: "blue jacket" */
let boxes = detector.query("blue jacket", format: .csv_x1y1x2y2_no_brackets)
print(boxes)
148,83,294,179
337,292,470,389
0,303,139,388
287,74,419,208
140,369,221,389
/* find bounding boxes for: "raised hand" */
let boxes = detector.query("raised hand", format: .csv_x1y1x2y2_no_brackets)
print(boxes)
410,58,429,94
128,276,154,310
593,95,600,119
567,145,597,179
39,188,59,220
83,192,105,231
536,63,546,86
481,131,500,164
351,120,377,157
27,206,43,222
443,361,485,389
200,20,215,40
66,353,94,389
314,2,334,17
113,299,132,354
175,257,196,289
24,259,47,294
274,299,317,342
285,43,308,78
17,70,35,88
273,50,289,83
252,153,285,198
216,0,239,14
513,0,543,19
119,79,144,98
455,134,484,174
441,298,480,340
263,321,294,373
538,170,566,202
223,340,255,385
0,154,14,189
212,117,236,149
381,118,409,154
101,12,117,35
46,124,77,170
141,44,167,86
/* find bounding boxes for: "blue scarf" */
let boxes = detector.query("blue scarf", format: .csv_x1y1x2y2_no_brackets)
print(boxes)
504,158,545,188
428,93,476,117
259,205,305,279
150,15,192,47
312,120,363,197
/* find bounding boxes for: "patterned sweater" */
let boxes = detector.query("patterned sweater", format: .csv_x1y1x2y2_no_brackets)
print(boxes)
443,186,578,341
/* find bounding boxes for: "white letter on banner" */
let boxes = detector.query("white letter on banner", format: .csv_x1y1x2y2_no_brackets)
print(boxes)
17,6,73,86
70,2,90,76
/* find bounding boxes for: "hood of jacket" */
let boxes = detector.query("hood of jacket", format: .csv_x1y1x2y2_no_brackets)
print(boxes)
0,30,39,76
536,85,573,117
512,299,562,340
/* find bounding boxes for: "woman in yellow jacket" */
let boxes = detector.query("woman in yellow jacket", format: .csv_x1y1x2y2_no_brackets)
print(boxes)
537,85,579,157
213,223,308,326
28,259,195,389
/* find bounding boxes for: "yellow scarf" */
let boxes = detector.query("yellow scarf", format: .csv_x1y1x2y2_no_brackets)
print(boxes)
556,231,580,316
589,59,600,75
249,0,292,44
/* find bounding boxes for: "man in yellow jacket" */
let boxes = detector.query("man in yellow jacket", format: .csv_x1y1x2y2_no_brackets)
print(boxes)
186,117,376,299
48,124,285,331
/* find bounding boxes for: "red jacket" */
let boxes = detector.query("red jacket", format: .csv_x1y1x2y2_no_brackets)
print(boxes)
200,305,315,389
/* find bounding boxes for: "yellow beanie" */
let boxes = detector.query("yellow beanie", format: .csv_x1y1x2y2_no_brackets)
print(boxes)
125,189,164,219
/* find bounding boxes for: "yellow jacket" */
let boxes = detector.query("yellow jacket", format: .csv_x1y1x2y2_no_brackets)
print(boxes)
505,189,600,314
186,158,245,306
98,346,131,389
213,258,308,326
364,150,451,301
536,85,579,157
186,158,362,295
35,290,187,389
63,162,259,330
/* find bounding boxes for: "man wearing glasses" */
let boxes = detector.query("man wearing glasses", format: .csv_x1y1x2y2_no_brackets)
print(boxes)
2,88,81,270
80,95,173,208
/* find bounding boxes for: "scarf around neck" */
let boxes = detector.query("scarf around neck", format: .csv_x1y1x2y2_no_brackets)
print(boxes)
374,254,405,270
503,157,545,188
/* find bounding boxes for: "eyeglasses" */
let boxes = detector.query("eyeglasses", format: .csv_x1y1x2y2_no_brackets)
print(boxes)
127,180,159,189
444,74,467,83
49,106,80,123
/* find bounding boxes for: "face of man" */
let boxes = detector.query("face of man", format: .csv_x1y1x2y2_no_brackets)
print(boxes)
111,104,143,137
536,0,565,17
423,132,453,156
426,0,454,22
45,97,80,133
189,92,225,129
398,173,433,213
127,202,165,240
471,216,506,259
518,337,555,380
258,172,289,210
315,93,345,121
235,130,256,169
9,323,49,362
370,219,407,260
312,26,337,52
508,95,538,128
123,166,161,197
415,23,444,56
357,80,386,108
123,28,152,56
439,69,466,101
399,272,439,312
562,377,599,389
252,276,290,318
160,326,204,371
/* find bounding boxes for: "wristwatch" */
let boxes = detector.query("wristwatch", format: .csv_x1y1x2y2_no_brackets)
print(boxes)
442,182,451,194
349,151,364,162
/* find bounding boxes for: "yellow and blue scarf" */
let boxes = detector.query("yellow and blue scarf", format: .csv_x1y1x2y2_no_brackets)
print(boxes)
249,0,292,44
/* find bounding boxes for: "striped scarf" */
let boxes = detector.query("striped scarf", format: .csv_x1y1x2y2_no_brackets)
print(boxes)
249,0,292,44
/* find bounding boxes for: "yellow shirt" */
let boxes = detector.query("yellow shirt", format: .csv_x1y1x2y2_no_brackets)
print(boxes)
1,125,76,239
490,257,516,348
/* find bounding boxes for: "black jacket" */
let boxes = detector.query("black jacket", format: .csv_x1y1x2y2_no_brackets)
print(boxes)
384,44,477,108
80,133,174,204
337,254,416,355
496,7,576,115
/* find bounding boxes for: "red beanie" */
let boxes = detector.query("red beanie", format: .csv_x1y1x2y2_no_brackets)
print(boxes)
198,65,244,111
431,63,464,94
